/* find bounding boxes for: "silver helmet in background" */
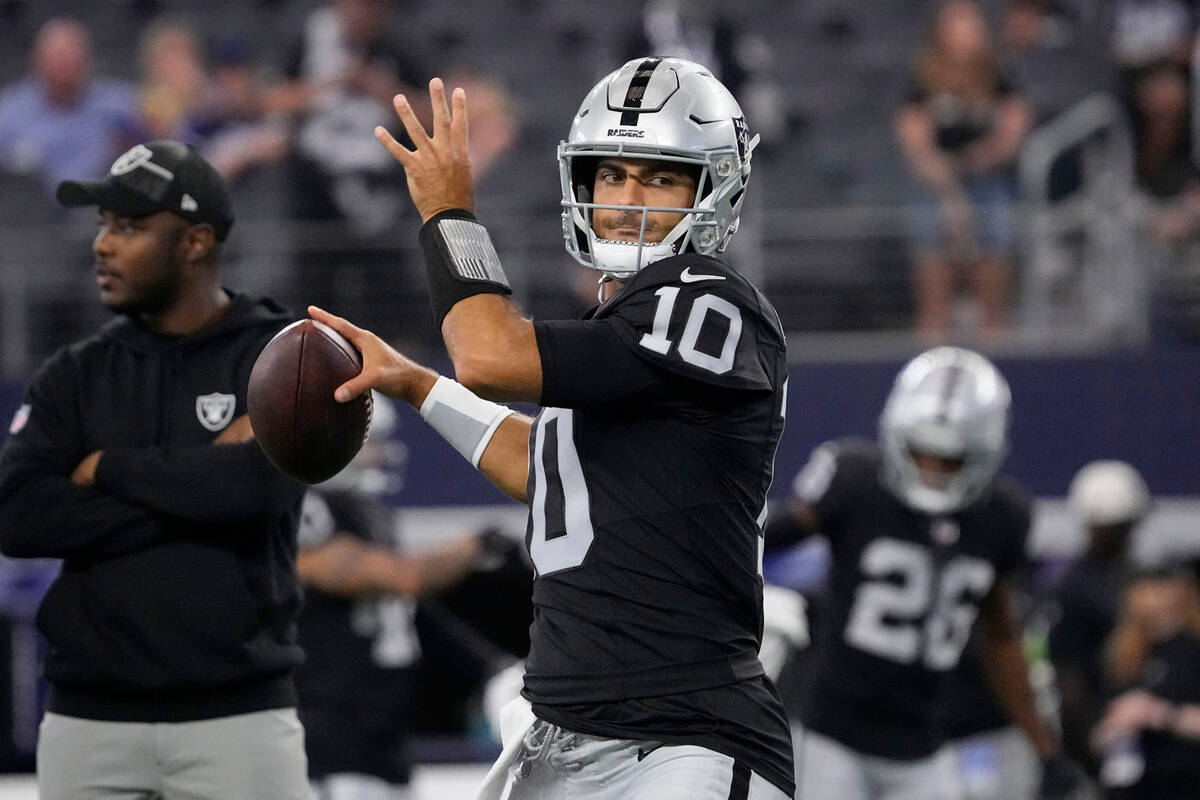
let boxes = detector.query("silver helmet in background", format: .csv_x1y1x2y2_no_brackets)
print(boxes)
318,391,406,496
879,347,1011,515
1068,460,1150,527
559,56,758,278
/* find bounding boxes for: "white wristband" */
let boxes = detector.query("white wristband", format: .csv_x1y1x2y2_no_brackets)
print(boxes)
419,376,515,468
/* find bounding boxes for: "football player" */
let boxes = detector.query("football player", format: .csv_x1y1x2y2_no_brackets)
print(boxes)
1048,459,1151,777
310,57,794,799
294,395,521,800
765,347,1084,799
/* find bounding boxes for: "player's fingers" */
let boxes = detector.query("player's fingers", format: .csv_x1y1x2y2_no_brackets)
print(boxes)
333,375,372,404
392,93,431,147
374,125,413,165
450,86,469,155
308,305,366,344
430,77,451,139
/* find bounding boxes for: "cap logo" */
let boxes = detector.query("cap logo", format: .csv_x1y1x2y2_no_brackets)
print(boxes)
195,393,236,432
180,193,198,212
110,144,174,181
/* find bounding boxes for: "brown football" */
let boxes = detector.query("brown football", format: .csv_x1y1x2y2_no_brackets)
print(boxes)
247,319,372,484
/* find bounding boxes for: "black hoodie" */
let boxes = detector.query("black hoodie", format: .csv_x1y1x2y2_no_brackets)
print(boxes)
0,292,306,721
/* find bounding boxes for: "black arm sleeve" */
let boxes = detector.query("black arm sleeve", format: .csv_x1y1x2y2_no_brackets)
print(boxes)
0,361,169,560
534,319,667,408
94,440,304,523
0,466,170,561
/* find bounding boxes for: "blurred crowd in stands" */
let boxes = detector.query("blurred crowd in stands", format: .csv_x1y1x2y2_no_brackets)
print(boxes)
0,4,1198,795
0,0,1199,376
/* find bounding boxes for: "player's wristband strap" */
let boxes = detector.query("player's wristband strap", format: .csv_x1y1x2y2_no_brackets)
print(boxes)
419,376,515,468
419,209,513,327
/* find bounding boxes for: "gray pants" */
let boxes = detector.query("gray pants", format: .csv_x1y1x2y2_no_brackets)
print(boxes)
793,725,961,800
487,719,789,800
947,726,1039,800
37,708,309,800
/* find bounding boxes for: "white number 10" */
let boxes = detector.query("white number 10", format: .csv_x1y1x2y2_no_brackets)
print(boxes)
638,287,742,375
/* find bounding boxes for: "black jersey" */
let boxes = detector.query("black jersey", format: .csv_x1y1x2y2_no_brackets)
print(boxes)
791,438,1031,760
294,489,419,784
524,253,793,794
1127,632,1200,800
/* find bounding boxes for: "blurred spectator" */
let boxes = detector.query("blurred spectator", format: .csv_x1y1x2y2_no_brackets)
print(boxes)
620,0,739,90
1003,0,1093,118
295,395,523,796
0,17,136,202
895,0,1033,340
281,0,431,228
1128,60,1195,198
188,34,288,184
1091,560,1200,798
276,0,433,345
1111,0,1197,78
443,67,518,186
618,0,785,147
133,18,208,143
1002,0,1115,202
1109,1,1200,228
1047,460,1151,777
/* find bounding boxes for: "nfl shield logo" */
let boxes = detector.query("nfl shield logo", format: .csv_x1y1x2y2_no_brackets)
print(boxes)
8,403,30,435
195,393,236,432
931,518,960,545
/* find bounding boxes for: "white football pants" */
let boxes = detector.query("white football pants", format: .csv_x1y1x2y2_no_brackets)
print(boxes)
478,699,788,800
793,724,962,800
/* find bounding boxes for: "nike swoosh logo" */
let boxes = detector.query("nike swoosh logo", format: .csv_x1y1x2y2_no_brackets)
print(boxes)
679,267,726,283
637,743,664,761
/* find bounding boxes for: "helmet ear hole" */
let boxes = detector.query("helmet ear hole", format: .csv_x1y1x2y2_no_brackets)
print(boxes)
571,156,598,203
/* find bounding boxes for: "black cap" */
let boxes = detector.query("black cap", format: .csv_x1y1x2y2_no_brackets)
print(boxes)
57,140,234,240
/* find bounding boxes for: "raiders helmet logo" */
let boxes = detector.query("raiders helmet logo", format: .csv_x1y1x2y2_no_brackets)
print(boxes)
732,115,749,162
195,393,236,432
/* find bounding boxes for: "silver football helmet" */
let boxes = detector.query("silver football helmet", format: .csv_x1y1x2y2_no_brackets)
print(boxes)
319,392,407,495
879,347,1011,515
559,57,759,278
1068,460,1150,527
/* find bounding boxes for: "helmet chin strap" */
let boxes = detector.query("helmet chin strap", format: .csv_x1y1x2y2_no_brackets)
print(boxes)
590,214,691,278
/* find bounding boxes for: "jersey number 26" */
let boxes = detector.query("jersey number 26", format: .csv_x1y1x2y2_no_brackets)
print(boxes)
845,538,995,670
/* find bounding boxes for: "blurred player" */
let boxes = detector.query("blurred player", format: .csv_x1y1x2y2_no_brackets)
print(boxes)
295,394,518,800
939,606,1042,800
1048,459,1150,777
1091,559,1200,798
0,140,308,799
766,347,1083,799
311,56,794,799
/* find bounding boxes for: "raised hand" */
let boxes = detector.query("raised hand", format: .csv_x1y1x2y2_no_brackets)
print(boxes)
307,306,438,409
375,77,474,222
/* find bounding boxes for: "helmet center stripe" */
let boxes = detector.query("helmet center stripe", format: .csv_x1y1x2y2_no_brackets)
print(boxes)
619,57,663,126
